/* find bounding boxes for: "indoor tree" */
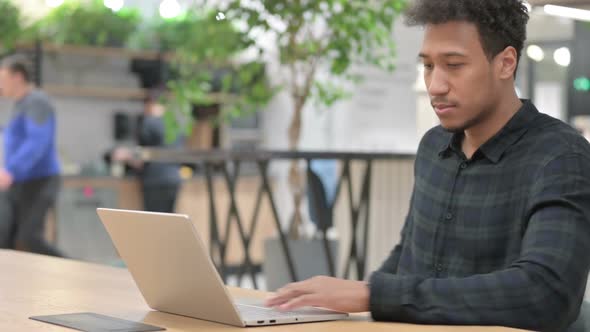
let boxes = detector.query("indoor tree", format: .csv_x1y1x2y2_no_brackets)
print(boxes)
211,0,407,234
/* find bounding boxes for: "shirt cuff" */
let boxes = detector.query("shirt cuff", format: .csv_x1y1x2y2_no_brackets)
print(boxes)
369,271,407,322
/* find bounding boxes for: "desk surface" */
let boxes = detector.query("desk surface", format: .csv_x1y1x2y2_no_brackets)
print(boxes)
0,250,526,332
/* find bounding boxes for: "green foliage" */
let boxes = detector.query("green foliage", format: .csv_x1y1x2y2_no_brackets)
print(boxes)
154,11,276,143
133,11,248,53
0,0,24,52
36,0,141,47
5,0,402,143
216,0,407,111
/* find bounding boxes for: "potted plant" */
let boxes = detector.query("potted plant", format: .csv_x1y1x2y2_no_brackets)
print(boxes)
134,10,274,147
127,14,182,89
0,0,37,55
0,0,23,54
35,0,141,47
209,0,407,286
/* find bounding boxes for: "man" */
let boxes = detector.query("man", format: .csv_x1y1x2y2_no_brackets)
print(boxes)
111,89,181,213
266,1,590,331
0,55,61,257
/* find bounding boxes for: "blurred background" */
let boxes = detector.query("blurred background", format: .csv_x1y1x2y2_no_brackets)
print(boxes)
0,0,589,296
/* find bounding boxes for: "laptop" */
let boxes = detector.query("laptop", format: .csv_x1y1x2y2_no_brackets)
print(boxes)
96,208,348,327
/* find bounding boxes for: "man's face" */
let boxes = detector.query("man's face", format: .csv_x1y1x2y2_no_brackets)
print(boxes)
144,101,165,116
420,21,502,133
0,68,19,99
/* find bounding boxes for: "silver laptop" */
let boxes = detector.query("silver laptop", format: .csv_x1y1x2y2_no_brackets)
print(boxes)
96,208,348,327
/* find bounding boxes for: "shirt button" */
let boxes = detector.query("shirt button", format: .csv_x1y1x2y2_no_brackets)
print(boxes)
460,162,468,169
436,264,444,272
445,212,454,220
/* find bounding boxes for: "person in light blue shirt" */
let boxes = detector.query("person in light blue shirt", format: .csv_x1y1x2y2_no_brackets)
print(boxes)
0,55,61,257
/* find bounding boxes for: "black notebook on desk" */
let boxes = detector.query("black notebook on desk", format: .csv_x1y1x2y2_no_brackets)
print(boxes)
30,312,166,332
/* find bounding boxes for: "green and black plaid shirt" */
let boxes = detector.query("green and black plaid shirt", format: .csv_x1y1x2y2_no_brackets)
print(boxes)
370,101,590,331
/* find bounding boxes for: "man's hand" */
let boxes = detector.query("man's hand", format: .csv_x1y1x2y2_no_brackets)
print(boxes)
0,169,13,190
265,276,370,313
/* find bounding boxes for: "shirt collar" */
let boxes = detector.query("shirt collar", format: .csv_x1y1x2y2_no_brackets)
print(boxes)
438,100,539,163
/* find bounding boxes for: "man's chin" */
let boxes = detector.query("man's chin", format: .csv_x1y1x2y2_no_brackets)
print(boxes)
440,122,466,134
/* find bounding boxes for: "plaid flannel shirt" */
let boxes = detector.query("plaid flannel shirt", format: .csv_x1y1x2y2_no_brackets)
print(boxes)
370,101,590,332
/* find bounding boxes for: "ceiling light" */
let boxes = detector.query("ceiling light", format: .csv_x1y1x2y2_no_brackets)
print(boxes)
526,45,544,62
104,0,124,12
554,47,571,67
45,0,64,8
159,0,181,19
544,5,590,22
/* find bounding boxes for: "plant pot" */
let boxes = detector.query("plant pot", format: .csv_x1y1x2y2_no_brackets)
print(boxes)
187,120,214,150
192,104,220,120
187,104,221,149
263,237,338,291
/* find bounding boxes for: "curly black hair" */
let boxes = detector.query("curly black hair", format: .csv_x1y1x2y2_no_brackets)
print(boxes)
405,0,529,68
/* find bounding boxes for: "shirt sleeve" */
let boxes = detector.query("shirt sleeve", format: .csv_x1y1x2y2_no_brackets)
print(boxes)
5,98,55,179
369,153,590,332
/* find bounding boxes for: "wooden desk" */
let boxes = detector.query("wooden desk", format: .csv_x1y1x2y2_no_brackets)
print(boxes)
0,250,526,332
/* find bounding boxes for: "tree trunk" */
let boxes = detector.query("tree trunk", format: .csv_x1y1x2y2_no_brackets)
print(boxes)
287,97,305,238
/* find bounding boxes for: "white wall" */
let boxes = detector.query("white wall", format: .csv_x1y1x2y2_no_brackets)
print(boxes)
262,20,424,153
41,53,143,165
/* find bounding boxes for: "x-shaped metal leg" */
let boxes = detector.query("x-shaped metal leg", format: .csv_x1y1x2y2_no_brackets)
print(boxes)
342,160,373,280
257,160,298,283
204,162,228,281
221,160,259,289
206,158,373,286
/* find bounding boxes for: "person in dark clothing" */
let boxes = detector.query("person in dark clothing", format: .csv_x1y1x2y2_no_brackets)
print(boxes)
0,55,62,257
265,1,590,331
112,91,181,213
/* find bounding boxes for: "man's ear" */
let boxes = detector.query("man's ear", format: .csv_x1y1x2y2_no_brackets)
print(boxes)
496,46,518,80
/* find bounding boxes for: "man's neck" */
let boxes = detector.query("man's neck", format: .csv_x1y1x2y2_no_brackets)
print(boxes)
14,85,33,102
462,92,523,159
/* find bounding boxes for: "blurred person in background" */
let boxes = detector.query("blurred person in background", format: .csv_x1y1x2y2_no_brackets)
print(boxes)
0,55,62,257
111,89,182,213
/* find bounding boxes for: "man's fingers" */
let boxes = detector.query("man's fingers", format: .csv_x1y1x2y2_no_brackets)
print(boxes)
265,280,316,307
265,277,327,308
278,294,322,311
279,280,313,294
266,288,308,307
265,295,289,307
